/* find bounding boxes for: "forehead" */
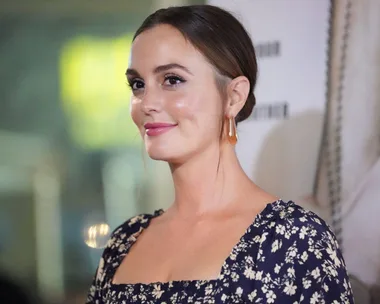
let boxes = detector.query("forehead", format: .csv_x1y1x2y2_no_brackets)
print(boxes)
130,24,210,71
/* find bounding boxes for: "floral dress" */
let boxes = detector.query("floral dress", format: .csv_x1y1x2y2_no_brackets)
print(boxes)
86,200,355,303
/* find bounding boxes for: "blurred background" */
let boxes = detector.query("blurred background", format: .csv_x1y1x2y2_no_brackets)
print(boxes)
0,0,379,303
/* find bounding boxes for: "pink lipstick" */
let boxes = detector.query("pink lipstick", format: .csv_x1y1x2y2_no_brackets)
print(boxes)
144,122,177,136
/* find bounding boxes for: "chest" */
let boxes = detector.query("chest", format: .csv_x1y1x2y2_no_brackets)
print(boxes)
105,278,254,304
112,217,253,284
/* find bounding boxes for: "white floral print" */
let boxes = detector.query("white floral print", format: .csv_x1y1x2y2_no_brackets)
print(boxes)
86,200,354,303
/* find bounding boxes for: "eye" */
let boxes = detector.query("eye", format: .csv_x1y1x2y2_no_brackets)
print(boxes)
163,75,185,87
128,79,144,91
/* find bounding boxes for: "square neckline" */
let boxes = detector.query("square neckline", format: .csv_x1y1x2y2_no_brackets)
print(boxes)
108,199,283,289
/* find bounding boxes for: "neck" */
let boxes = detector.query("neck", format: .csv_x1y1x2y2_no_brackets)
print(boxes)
168,143,255,218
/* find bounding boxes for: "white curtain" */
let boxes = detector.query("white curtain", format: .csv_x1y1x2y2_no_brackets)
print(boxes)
316,0,380,301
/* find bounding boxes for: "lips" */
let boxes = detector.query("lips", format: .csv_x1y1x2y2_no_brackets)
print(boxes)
143,122,177,136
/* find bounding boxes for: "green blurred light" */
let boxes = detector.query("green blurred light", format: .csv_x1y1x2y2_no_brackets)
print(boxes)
60,34,141,150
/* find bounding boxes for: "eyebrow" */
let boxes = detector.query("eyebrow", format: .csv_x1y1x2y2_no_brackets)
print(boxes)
125,63,193,78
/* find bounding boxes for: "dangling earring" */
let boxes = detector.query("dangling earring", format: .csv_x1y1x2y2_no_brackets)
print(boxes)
227,117,238,145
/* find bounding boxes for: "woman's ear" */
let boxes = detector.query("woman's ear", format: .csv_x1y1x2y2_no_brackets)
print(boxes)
225,76,250,117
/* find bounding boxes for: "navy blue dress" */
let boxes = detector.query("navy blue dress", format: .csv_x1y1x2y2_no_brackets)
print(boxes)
86,200,354,303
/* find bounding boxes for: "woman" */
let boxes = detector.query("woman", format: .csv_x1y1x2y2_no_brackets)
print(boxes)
87,5,354,303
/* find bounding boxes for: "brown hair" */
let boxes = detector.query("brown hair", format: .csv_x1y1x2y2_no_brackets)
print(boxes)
133,5,258,124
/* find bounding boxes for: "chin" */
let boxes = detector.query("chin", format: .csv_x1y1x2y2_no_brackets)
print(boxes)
146,146,176,162
144,138,197,164
146,146,190,164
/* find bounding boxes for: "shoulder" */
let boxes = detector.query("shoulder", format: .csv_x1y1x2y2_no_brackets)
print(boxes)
259,200,336,244
87,210,162,299
91,210,163,285
97,209,164,269
239,200,353,302
260,201,351,288
257,200,340,258
104,209,164,255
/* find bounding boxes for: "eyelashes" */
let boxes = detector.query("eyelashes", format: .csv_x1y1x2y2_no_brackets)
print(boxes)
127,79,144,91
163,74,186,87
127,73,186,92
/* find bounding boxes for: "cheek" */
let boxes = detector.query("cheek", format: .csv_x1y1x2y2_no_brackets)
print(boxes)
130,98,143,128
170,95,197,121
169,91,222,135
168,90,215,121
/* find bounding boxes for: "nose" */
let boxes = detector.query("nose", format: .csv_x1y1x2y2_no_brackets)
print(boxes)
140,86,162,114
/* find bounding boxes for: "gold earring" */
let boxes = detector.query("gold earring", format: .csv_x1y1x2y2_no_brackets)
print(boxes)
227,117,238,145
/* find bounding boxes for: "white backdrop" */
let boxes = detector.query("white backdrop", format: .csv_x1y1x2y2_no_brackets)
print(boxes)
208,0,331,204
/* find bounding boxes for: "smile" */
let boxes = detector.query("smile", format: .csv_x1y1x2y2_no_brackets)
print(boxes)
144,122,177,136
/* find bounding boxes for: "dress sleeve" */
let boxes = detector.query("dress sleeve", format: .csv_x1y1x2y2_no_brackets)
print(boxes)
85,265,101,304
85,235,112,304
249,208,355,303
85,214,145,303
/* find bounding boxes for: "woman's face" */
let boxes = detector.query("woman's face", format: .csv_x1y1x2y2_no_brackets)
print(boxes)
128,24,224,163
